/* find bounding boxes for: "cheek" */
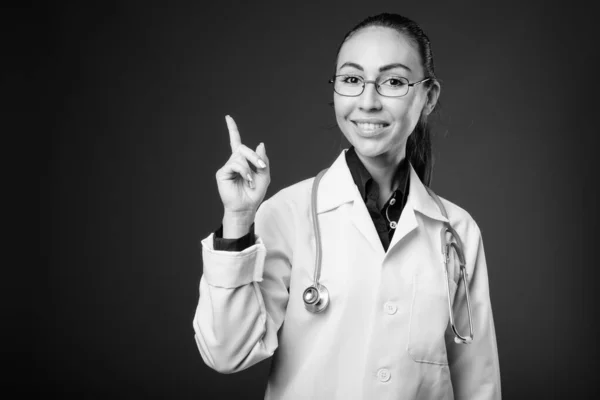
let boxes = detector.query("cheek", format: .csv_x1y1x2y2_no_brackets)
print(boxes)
333,96,353,119
392,97,425,129
333,97,355,142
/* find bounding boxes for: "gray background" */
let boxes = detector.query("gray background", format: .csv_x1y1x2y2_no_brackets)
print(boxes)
27,0,599,398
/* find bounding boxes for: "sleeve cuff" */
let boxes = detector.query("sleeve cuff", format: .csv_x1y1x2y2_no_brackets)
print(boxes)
213,223,256,251
201,232,266,288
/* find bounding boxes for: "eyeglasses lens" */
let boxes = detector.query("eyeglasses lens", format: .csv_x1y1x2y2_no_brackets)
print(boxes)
333,76,409,97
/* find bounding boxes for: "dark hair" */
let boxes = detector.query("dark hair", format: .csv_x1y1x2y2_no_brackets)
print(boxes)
335,13,437,186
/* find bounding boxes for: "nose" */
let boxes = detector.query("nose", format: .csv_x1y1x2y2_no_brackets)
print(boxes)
358,81,382,111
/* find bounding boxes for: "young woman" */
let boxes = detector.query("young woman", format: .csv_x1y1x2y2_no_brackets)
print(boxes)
193,13,501,400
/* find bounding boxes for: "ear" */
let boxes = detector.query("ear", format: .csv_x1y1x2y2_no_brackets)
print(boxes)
422,80,441,116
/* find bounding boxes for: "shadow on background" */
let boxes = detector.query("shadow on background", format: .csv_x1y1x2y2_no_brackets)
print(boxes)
24,0,600,398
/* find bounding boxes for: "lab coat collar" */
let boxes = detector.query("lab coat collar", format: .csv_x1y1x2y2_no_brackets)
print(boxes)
315,149,357,213
406,165,450,224
316,149,449,224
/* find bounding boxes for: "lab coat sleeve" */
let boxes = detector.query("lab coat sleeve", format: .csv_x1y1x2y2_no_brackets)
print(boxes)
192,197,293,374
446,222,502,399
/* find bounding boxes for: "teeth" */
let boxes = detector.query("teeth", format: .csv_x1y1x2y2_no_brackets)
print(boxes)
356,122,385,131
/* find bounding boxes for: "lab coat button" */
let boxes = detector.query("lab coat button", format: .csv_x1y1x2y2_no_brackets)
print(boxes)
377,368,391,382
384,302,397,315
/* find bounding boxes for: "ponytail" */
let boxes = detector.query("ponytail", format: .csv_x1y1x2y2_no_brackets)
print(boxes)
406,117,433,187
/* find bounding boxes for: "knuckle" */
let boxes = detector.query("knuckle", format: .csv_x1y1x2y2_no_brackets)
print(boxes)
237,147,249,158
232,152,244,163
242,145,258,158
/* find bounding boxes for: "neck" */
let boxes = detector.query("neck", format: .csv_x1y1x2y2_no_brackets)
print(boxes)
355,146,407,198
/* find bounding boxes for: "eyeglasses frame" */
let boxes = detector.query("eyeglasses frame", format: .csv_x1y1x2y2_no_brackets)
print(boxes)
328,75,432,98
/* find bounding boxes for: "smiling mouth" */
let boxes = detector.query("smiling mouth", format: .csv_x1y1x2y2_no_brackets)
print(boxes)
352,121,389,134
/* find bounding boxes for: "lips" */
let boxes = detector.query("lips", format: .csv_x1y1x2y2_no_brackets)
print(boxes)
351,120,389,136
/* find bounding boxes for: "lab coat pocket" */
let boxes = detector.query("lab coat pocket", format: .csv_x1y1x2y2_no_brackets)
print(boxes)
407,272,457,365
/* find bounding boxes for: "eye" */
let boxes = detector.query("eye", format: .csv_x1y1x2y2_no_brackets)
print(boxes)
339,75,363,85
381,77,408,87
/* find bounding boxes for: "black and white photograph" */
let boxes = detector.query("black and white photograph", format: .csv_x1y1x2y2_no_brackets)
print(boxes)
24,0,599,398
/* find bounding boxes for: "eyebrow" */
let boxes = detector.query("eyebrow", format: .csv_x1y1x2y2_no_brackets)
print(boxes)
338,62,412,73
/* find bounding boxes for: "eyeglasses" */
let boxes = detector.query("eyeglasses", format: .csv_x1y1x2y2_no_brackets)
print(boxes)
329,74,431,98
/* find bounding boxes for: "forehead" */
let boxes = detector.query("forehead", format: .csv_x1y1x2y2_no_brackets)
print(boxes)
337,26,422,73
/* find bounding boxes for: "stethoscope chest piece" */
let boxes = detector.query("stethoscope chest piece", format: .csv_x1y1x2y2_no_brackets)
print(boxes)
303,284,329,313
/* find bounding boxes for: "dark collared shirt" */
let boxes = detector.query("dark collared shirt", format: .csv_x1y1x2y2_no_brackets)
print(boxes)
213,146,410,252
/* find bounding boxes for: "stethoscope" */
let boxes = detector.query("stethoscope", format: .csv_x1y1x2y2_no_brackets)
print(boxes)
302,168,474,345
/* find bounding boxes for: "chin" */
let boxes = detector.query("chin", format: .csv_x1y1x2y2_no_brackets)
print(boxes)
349,138,387,158
351,136,407,162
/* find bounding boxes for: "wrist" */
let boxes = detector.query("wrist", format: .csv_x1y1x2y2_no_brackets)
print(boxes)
222,209,255,239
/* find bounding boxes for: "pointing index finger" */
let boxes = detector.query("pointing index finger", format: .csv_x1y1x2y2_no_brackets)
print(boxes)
225,115,242,153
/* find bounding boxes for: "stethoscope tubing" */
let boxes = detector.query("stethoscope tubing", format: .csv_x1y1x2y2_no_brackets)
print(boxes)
311,169,327,287
304,167,474,344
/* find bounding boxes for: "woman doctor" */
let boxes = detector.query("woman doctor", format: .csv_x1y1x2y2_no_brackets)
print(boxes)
193,13,501,400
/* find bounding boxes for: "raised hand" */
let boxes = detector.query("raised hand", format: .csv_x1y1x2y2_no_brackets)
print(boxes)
215,115,270,236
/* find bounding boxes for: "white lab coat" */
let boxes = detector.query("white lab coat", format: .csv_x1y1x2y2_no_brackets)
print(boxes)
194,149,501,399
